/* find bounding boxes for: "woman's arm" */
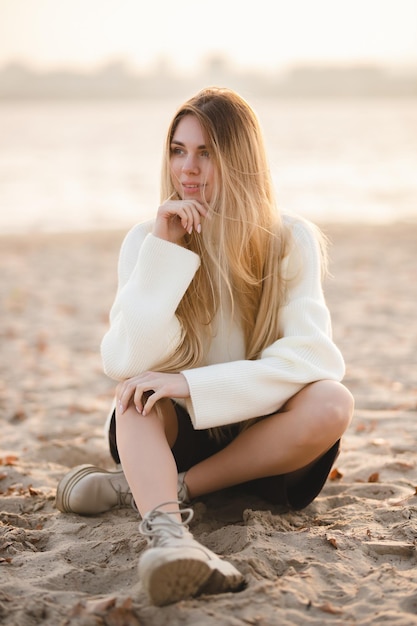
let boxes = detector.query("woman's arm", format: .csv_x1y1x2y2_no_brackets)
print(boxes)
100,222,200,380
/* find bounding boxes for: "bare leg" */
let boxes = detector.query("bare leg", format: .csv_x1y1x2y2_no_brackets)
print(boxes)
116,400,245,604
115,398,180,517
185,381,354,499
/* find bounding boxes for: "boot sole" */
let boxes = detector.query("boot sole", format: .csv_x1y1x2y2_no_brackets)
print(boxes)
140,552,245,606
198,558,245,596
142,557,212,606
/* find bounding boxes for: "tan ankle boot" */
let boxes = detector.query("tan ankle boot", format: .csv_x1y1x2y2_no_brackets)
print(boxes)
56,466,191,515
138,502,244,606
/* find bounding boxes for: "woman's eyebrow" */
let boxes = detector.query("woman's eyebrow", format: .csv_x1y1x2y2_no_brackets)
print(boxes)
171,139,207,149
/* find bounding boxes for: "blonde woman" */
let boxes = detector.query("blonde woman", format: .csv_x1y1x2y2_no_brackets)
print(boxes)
56,87,354,606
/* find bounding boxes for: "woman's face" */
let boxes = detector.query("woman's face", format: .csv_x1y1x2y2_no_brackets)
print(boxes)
170,114,216,204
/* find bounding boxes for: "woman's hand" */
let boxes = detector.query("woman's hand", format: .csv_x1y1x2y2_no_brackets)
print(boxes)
116,372,190,416
153,198,209,244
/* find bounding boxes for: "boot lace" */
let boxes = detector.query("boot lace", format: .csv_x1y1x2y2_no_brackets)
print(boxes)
139,501,194,547
177,472,191,504
118,488,140,513
108,479,138,511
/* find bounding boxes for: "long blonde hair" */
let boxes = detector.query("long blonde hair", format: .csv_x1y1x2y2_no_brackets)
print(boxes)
158,87,294,436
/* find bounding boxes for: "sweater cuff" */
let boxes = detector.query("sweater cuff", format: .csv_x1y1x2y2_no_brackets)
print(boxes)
133,234,200,296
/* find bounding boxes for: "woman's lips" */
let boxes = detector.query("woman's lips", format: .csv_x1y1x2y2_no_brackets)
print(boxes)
182,183,204,194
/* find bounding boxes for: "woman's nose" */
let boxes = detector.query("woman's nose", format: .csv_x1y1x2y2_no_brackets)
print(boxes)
182,154,199,174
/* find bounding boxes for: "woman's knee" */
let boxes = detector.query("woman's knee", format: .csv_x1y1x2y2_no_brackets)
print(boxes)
286,380,354,446
310,380,354,439
114,396,179,448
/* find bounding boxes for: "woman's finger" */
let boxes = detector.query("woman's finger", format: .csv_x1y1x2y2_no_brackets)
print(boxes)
117,381,133,414
133,387,156,414
186,203,204,234
178,205,193,234
118,379,144,414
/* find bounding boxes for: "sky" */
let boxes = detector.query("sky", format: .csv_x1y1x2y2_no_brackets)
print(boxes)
0,0,416,73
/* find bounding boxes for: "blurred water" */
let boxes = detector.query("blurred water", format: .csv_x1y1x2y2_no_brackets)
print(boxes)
0,97,416,233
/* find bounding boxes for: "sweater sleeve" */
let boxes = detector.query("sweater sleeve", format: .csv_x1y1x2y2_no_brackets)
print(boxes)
181,218,345,429
101,222,200,380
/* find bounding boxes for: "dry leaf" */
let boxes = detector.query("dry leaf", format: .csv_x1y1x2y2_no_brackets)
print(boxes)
105,606,141,626
0,455,19,466
68,602,103,623
69,597,140,626
36,333,49,353
327,536,338,549
120,598,133,610
318,601,344,614
329,468,343,481
368,472,379,483
11,409,27,422
69,602,84,617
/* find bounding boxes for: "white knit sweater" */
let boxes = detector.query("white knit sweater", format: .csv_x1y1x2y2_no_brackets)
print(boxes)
101,215,345,430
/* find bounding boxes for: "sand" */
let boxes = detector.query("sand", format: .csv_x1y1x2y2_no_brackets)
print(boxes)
1,222,416,625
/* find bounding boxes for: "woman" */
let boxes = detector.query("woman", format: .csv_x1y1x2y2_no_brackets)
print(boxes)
56,87,354,606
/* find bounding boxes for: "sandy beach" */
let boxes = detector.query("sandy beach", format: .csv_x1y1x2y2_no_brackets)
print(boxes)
1,222,416,625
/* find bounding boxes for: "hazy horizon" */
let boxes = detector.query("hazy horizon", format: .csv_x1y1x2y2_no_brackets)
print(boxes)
1,57,416,100
0,0,416,74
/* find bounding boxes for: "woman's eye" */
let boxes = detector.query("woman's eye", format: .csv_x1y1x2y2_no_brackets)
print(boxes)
171,146,184,155
201,150,210,158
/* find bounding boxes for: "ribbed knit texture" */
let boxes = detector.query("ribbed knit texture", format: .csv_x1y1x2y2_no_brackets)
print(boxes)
101,215,345,430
